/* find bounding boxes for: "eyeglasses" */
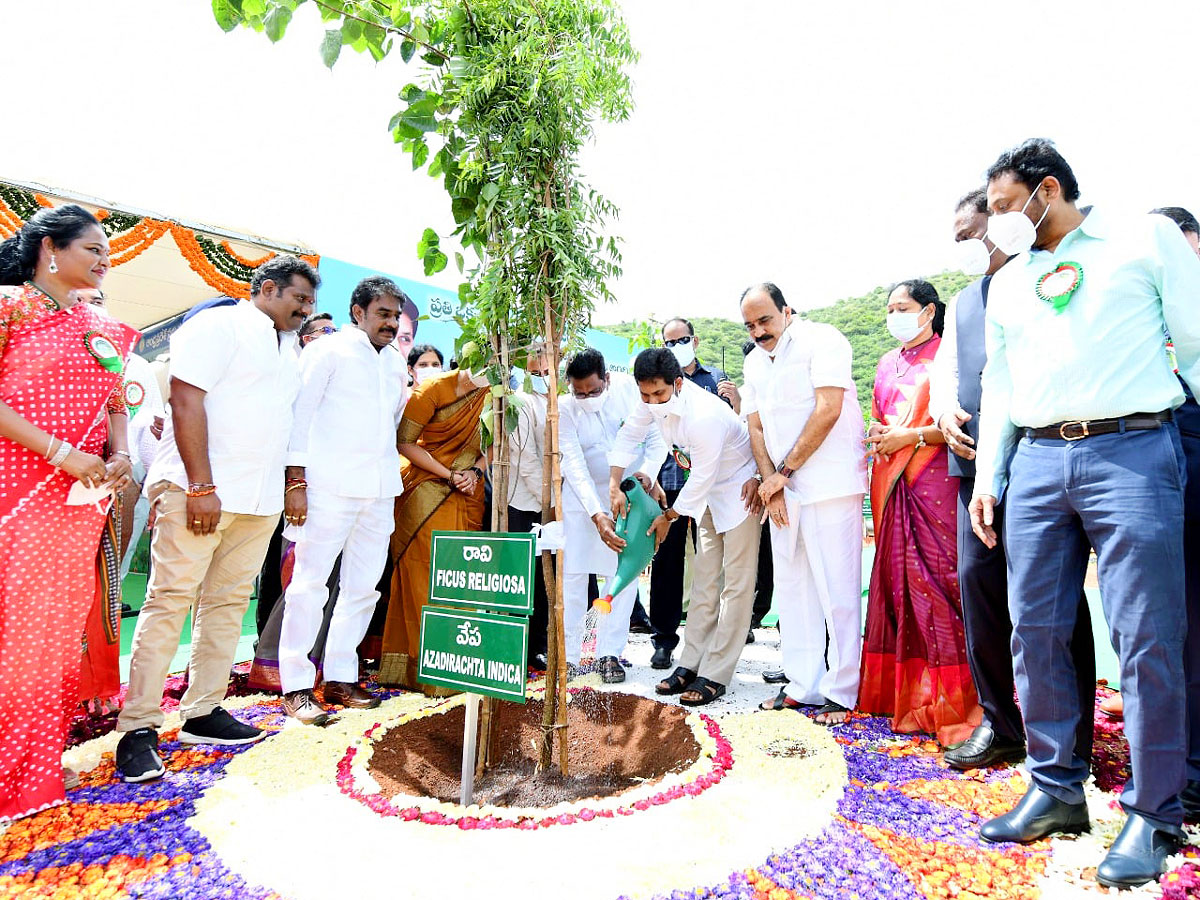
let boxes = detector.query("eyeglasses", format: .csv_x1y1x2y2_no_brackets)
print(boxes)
663,335,693,348
307,326,336,337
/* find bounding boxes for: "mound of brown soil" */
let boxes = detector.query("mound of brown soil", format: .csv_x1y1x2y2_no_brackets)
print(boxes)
368,691,700,808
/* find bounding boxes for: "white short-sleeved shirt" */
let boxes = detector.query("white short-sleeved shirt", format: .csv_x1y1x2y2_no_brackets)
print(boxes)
741,320,867,504
148,300,300,515
286,326,407,499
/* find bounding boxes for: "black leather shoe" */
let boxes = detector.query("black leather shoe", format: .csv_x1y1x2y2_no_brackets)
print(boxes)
1096,813,1185,889
1181,780,1200,823
762,669,788,684
650,646,672,670
980,785,1089,843
943,725,1025,770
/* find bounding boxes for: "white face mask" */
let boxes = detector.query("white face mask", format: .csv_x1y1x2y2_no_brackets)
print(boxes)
887,310,927,344
987,184,1049,255
647,386,681,419
953,237,994,276
668,340,696,369
414,365,442,385
576,390,608,413
467,369,492,389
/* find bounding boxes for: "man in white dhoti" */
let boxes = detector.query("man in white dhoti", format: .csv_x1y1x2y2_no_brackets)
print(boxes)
560,348,666,682
741,282,867,725
278,276,409,724
611,348,762,707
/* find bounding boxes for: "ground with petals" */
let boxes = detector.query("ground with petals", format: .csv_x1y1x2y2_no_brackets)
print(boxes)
3,628,1199,900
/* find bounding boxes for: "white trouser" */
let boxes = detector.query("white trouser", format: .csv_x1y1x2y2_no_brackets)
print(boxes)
119,462,149,582
771,493,863,709
563,572,638,664
279,490,395,692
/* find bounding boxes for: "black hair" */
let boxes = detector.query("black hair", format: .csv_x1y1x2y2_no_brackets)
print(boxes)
662,317,694,338
739,281,787,312
956,187,988,215
889,279,946,337
249,254,321,296
633,347,683,384
408,342,444,367
565,347,606,381
741,339,756,357
350,275,410,321
1150,206,1200,235
0,204,102,285
986,138,1081,202
299,312,333,337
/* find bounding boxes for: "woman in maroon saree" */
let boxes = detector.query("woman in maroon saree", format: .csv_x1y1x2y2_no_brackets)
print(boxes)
0,206,138,822
859,279,981,747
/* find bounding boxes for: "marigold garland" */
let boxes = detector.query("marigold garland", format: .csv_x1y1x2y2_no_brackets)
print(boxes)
0,184,320,297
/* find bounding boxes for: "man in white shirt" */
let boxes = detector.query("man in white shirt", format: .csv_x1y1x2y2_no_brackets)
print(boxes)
277,276,409,725
741,284,867,724
507,349,551,669
115,256,317,783
611,348,761,706
560,348,665,682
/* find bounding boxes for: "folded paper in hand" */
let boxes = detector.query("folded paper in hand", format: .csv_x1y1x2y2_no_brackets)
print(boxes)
66,481,114,513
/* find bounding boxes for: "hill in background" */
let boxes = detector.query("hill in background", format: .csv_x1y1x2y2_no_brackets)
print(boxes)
595,271,974,417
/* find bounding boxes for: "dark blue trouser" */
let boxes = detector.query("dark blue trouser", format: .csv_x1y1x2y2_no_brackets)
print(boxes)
957,479,1094,755
1006,425,1187,826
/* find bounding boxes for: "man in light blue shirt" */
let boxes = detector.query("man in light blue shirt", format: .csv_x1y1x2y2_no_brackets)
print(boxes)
969,139,1200,889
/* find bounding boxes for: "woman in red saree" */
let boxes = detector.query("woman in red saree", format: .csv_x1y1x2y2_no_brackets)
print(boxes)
378,368,489,692
859,279,981,747
0,206,138,822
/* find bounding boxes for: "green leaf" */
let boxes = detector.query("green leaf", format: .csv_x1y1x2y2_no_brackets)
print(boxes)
451,196,475,225
400,109,436,133
399,38,417,63
318,1,342,21
454,252,465,273
263,4,292,41
421,51,446,66
211,0,242,32
341,17,362,43
480,182,499,202
410,138,429,169
389,2,410,27
241,0,265,14
423,249,448,276
320,28,342,67
417,227,440,257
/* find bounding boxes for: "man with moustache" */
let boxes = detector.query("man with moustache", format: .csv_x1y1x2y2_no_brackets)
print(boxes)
116,256,318,782
740,283,867,725
970,138,1200,887
276,277,409,724
930,188,1095,771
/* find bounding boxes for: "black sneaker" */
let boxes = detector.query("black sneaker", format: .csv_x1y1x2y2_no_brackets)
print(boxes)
180,706,265,746
116,727,166,783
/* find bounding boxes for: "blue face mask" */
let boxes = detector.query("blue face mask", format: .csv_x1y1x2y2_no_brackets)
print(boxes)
529,373,549,395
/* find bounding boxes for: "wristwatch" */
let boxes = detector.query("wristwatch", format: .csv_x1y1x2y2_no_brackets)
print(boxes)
752,473,763,483
915,430,926,449
775,461,795,478
664,508,681,522
468,466,484,479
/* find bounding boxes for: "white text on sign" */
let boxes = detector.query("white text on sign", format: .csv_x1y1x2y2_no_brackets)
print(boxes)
433,569,528,596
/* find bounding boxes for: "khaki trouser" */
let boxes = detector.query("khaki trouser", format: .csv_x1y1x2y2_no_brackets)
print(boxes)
678,508,761,686
117,484,277,730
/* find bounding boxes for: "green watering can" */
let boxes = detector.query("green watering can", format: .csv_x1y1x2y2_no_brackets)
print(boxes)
595,477,661,613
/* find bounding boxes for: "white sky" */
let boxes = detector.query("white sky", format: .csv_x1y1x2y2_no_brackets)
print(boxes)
4,0,1200,324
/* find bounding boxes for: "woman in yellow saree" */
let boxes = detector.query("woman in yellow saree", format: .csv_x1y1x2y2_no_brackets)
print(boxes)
379,368,489,690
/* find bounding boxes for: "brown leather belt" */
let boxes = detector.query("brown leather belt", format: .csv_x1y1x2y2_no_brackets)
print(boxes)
1024,410,1173,442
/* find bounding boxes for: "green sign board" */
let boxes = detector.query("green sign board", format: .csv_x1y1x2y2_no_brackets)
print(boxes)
418,607,529,702
428,531,536,615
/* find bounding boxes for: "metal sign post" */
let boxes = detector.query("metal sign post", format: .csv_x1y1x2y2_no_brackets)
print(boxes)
461,693,481,806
